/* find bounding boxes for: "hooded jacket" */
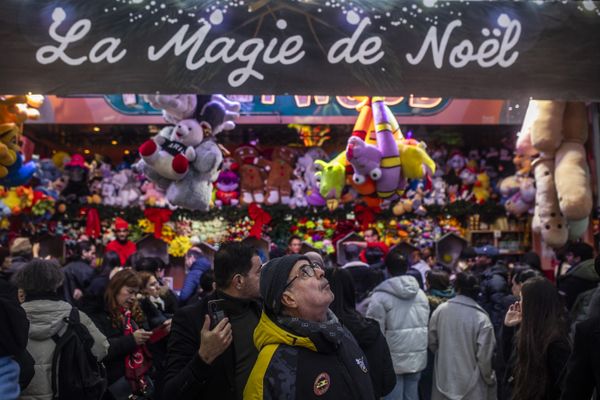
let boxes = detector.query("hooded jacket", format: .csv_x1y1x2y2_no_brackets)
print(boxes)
557,258,599,310
179,256,211,305
366,275,430,374
20,299,109,400
244,311,375,400
479,263,515,334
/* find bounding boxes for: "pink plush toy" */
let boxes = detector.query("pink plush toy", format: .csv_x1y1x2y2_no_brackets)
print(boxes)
214,170,240,207
140,180,169,208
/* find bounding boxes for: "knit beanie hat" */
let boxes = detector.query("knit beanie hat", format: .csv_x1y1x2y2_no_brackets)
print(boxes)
114,217,129,230
9,238,32,256
260,254,308,315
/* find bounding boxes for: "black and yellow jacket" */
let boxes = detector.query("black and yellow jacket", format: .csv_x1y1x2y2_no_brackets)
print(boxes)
244,311,375,400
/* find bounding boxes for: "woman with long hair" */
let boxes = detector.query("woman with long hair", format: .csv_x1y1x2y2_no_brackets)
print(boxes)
89,269,153,400
138,271,172,400
324,267,396,399
505,277,571,400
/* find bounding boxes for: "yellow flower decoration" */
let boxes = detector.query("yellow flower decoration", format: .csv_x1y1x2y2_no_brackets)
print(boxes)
168,235,193,257
138,218,155,234
0,218,9,229
161,224,176,243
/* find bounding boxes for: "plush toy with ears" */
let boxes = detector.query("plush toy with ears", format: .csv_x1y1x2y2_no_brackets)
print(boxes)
140,94,240,211
525,100,592,247
0,95,44,124
166,139,223,211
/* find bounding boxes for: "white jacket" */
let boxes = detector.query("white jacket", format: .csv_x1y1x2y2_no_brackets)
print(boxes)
366,275,430,374
20,300,109,400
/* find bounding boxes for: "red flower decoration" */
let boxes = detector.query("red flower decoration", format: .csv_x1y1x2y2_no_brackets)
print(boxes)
248,203,272,239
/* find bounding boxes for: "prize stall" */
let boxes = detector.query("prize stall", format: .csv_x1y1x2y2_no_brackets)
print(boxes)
0,0,599,285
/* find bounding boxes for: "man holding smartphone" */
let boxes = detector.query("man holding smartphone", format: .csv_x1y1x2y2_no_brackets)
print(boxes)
163,242,262,400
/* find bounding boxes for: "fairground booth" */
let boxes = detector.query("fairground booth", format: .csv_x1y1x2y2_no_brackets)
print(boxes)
0,0,599,287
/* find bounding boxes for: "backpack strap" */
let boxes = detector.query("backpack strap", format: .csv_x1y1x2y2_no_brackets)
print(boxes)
51,307,80,399
67,306,80,324
51,324,75,399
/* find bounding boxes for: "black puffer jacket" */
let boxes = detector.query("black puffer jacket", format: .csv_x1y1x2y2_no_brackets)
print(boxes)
479,263,516,333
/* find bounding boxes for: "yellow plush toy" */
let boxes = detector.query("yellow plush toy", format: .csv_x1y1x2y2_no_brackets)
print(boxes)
398,139,436,179
0,123,20,177
0,95,44,124
472,172,491,204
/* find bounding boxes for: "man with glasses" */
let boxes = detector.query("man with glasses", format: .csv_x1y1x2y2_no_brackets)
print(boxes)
105,217,137,265
163,242,262,400
245,254,375,399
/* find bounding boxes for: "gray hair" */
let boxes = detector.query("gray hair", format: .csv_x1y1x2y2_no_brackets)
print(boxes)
11,259,64,296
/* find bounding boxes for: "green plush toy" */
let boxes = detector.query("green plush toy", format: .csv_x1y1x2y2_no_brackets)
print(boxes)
315,157,345,200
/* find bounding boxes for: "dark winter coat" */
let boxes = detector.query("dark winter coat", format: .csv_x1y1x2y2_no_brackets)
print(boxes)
89,310,147,385
479,263,516,334
340,314,395,398
0,279,34,389
557,259,599,311
163,290,261,400
244,311,375,400
562,315,600,400
61,260,95,305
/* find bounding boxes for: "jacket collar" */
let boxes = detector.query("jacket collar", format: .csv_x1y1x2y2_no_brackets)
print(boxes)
448,295,486,313
253,311,318,352
214,290,262,318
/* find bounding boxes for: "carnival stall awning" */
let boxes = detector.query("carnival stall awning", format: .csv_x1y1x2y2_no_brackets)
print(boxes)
1,0,599,99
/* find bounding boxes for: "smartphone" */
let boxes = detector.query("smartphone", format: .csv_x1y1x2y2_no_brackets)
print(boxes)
208,299,226,329
148,324,168,344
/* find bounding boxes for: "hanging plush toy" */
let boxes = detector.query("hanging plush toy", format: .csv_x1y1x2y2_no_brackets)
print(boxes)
166,138,223,211
348,97,403,201
0,123,19,177
295,148,327,207
524,100,592,247
0,95,44,124
398,138,436,180
139,94,240,211
139,121,204,182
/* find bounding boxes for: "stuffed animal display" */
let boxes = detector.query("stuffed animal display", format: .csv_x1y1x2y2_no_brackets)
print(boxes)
0,123,36,187
521,100,592,247
265,147,296,205
138,94,240,211
233,145,270,205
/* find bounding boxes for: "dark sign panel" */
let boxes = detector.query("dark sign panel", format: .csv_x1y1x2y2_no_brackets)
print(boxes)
1,0,599,99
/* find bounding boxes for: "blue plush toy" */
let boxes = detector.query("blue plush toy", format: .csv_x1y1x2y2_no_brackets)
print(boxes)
0,153,36,187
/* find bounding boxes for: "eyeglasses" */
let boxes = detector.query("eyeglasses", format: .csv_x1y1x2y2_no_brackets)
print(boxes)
283,263,323,291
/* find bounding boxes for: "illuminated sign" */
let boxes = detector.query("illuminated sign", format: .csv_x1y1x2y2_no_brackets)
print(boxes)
103,95,450,117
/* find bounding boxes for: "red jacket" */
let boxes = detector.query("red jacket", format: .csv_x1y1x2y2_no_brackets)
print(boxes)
106,240,137,265
360,242,390,263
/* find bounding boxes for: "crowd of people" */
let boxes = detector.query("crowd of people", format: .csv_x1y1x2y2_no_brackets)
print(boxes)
1,224,600,400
